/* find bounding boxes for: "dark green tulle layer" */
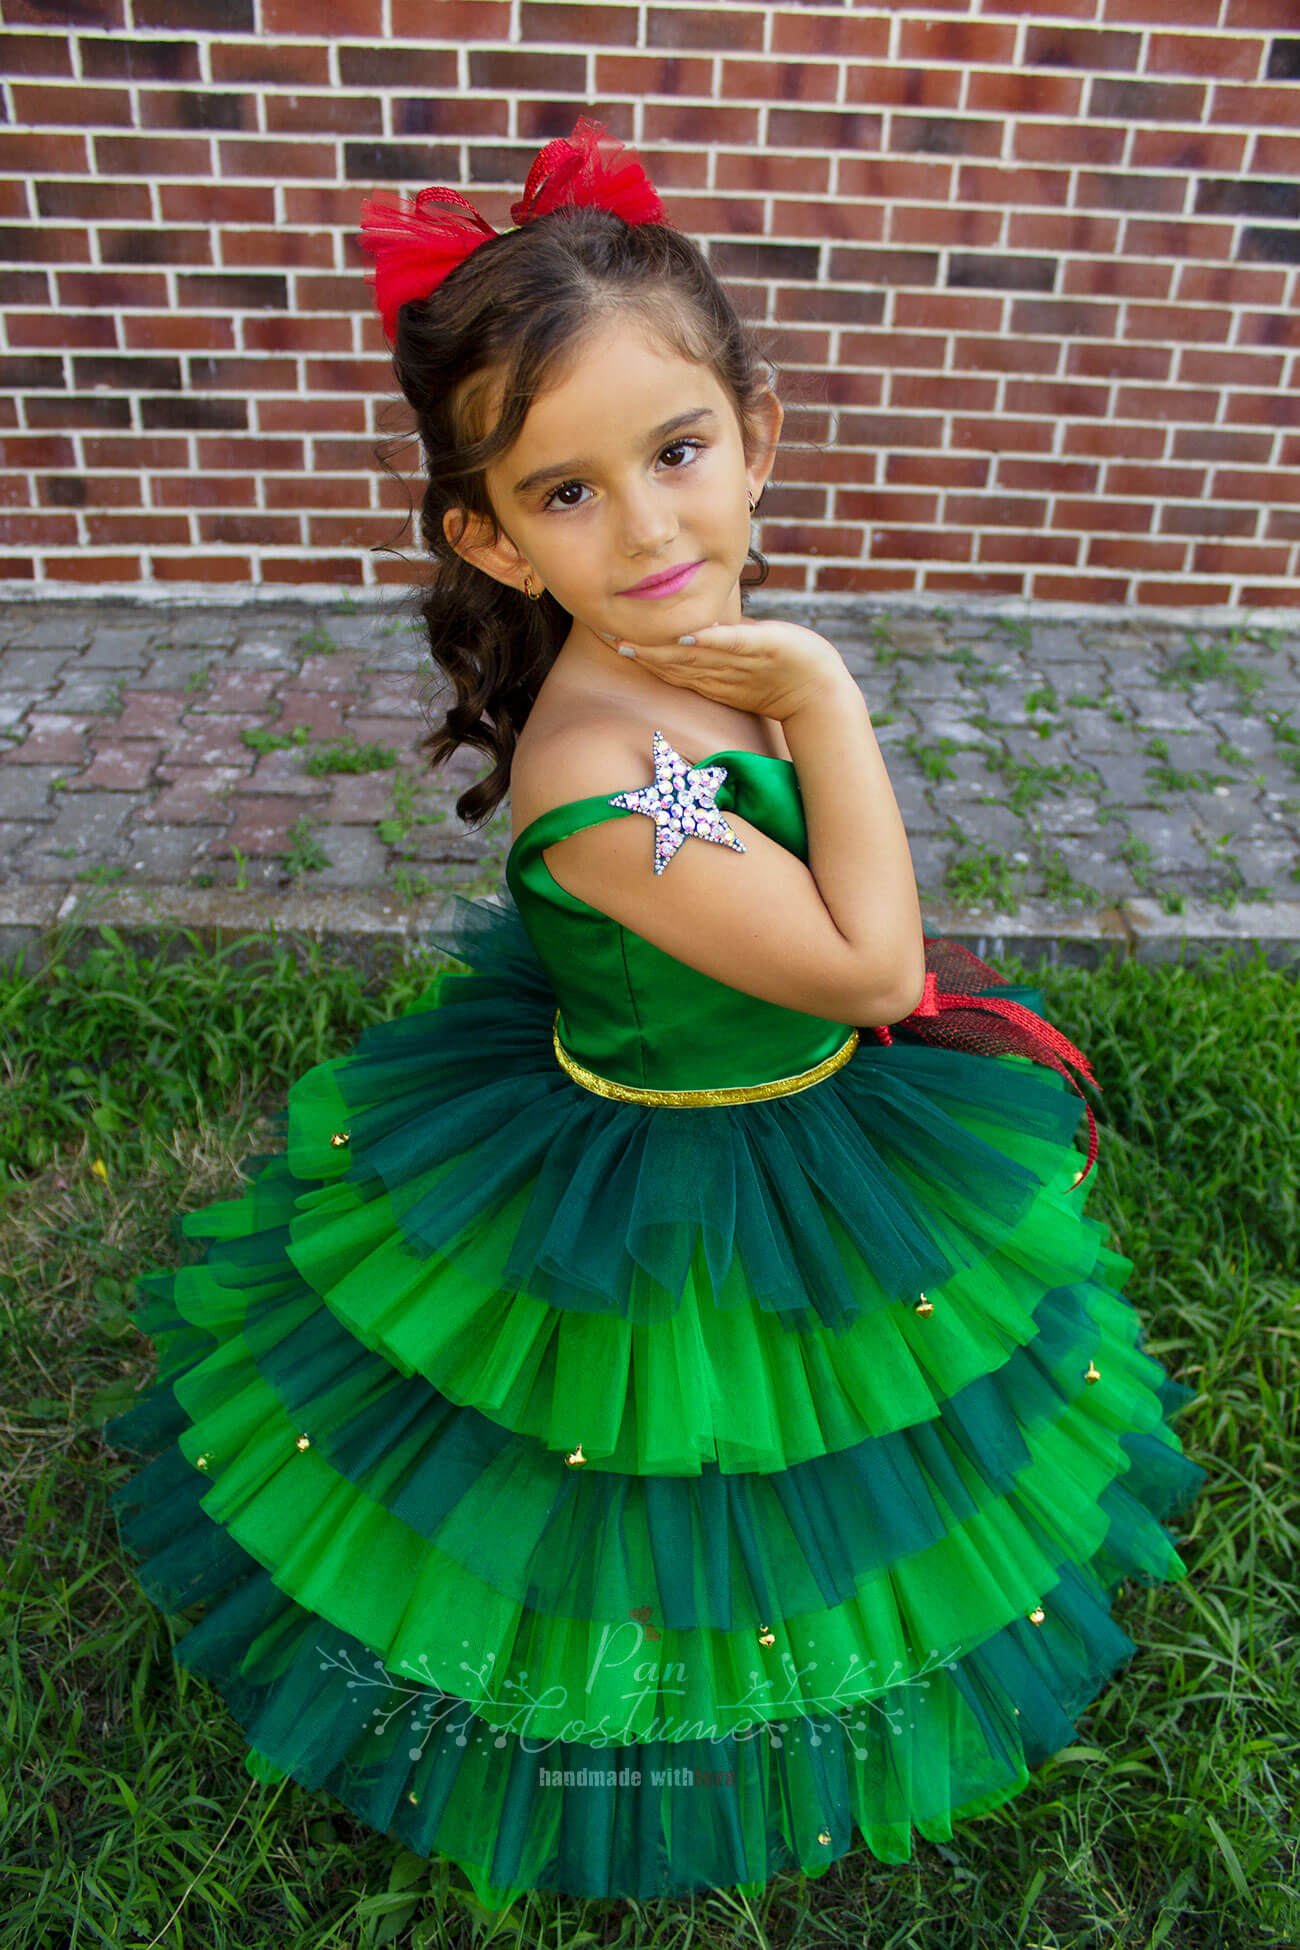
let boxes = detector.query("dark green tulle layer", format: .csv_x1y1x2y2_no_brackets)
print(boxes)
109,1379,1202,1906
275,894,1089,1337
105,891,1207,1904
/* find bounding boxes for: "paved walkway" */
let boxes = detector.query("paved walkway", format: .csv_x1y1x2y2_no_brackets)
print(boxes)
1,594,1297,979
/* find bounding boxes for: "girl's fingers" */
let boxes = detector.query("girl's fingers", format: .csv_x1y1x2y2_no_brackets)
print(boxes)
605,619,759,657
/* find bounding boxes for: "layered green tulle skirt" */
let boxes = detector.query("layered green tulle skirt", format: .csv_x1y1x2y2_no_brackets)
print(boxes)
104,892,1206,1906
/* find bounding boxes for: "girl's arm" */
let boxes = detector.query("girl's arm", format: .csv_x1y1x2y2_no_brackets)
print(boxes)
781,657,926,1011
533,620,927,1028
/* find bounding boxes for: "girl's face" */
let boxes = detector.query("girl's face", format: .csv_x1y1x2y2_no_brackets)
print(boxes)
457,312,780,643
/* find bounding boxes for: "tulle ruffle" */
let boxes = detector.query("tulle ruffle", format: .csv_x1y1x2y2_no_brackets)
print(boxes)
110,1365,1202,1904
276,893,1088,1336
103,887,1207,1902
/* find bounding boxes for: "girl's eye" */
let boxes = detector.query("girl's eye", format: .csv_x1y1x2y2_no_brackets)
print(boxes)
540,438,706,512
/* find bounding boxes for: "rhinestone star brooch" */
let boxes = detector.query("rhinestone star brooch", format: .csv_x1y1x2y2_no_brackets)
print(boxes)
608,729,747,875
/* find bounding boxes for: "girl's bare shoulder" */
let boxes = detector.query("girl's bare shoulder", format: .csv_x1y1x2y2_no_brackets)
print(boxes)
509,714,648,839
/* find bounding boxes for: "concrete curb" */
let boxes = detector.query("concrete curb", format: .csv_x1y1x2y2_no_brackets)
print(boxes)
5,581,1300,634
4,883,1294,984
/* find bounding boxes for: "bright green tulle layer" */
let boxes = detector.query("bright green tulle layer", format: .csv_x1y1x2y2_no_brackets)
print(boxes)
105,892,1207,1904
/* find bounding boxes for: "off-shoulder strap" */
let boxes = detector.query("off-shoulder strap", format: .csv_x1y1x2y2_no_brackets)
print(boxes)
511,791,640,861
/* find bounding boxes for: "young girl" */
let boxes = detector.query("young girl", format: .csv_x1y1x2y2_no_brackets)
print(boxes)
105,118,1206,1910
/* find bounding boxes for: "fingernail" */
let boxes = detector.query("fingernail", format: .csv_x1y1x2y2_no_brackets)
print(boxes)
677,634,695,645
617,643,635,657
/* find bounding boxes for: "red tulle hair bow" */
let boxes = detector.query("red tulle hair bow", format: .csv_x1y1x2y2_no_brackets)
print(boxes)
869,939,1103,1189
357,115,665,346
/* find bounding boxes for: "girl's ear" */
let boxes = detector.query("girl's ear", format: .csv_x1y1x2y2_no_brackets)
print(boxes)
747,387,784,499
442,505,532,590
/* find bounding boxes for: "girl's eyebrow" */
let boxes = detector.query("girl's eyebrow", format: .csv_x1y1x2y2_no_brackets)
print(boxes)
512,408,719,497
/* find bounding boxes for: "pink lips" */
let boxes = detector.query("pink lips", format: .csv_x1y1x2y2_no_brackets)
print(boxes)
620,559,704,598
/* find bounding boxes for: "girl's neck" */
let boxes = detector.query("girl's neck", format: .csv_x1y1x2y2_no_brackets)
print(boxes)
532,611,790,763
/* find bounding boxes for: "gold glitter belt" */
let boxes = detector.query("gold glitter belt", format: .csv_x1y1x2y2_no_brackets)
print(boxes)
552,1011,860,1106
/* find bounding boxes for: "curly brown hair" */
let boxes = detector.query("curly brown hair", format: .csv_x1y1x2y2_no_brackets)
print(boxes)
369,204,781,831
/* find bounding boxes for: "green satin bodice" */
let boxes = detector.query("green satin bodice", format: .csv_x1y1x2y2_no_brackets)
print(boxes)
503,747,857,1092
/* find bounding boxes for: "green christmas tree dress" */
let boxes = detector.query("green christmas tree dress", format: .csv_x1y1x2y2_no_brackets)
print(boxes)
104,742,1207,1906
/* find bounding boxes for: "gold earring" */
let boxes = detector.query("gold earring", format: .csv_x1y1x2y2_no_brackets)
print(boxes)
747,490,756,514
522,572,541,600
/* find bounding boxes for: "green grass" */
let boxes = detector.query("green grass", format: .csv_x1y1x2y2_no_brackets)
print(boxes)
1,924,1296,1949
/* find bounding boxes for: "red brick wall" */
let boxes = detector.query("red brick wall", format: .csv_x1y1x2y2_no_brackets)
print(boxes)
1,1,1297,609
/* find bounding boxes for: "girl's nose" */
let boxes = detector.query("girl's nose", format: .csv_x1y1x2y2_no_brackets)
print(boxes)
620,481,677,555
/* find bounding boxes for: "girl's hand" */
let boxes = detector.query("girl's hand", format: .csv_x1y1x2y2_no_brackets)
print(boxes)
601,618,847,723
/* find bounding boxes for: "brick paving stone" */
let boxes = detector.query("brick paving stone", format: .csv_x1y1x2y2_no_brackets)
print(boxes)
997,727,1084,766
913,705,992,747
946,616,1006,641
1023,625,1098,662
905,834,955,893
1201,715,1284,760
105,692,188,739
0,821,37,870
871,716,912,753
889,623,954,655
72,741,160,791
927,745,1006,792
327,772,405,821
50,671,146,712
1072,749,1164,803
1137,730,1241,771
1120,686,1208,733
291,823,390,886
964,678,1038,724
1226,838,1298,892
1,714,90,766
357,674,425,715
142,647,226,690
889,773,944,833
121,824,223,880
1184,787,1286,843
340,713,426,754
209,857,296,891
295,649,369,692
274,691,352,739
931,796,1030,851
148,612,240,648
81,625,158,661
80,632,152,669
313,611,398,652
1121,808,1215,870
404,828,498,867
0,764,62,818
231,635,310,668
20,851,88,884
215,795,313,856
140,767,243,824
33,787,134,859
200,668,282,713
1,646,81,690
363,635,436,674
6,610,96,649
1039,841,1142,901
891,663,967,702
1048,792,1117,833
1237,750,1300,801
161,716,264,768
1063,712,1146,758
242,751,333,796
